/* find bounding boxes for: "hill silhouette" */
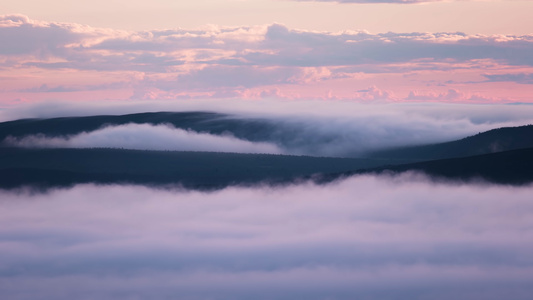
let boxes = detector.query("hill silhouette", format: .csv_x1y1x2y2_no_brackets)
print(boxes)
0,147,399,190
0,112,285,147
1,113,533,189
3,112,532,159
329,147,533,185
366,125,533,160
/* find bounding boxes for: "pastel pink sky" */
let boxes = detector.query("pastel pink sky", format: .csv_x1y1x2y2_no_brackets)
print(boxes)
1,0,532,105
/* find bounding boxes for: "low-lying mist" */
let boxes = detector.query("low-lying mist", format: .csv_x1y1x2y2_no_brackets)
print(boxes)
1,173,533,300
3,100,533,156
3,123,283,154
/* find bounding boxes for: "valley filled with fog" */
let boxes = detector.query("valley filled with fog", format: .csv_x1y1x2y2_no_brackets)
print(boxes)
2,174,533,300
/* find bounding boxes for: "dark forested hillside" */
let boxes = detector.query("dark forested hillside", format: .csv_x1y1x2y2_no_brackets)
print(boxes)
2,112,533,159
352,147,533,185
366,125,533,160
0,147,400,190
1,113,533,189
0,112,228,140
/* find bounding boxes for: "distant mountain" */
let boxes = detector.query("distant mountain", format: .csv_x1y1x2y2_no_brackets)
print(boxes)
366,125,533,160
0,147,400,190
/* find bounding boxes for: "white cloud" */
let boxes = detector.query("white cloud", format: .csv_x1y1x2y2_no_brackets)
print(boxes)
3,123,282,154
1,174,533,299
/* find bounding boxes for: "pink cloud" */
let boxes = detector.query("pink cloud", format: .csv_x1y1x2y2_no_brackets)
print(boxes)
2,15,533,103
405,89,509,103
353,86,396,101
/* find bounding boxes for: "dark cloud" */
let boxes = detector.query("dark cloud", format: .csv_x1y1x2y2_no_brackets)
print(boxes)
248,24,533,67
483,73,533,84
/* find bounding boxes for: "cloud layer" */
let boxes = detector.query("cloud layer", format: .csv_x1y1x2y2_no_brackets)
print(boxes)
3,101,533,156
1,174,533,299
3,123,282,154
1,14,533,103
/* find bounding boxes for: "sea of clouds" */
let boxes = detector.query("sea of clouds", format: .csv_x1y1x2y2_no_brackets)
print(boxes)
1,173,533,300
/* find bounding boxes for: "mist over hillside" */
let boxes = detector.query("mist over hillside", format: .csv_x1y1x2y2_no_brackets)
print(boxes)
1,112,533,189
367,125,533,160
3,105,533,157
333,147,533,185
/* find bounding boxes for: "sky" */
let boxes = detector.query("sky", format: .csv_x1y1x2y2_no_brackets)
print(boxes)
2,2,533,299
1,0,533,107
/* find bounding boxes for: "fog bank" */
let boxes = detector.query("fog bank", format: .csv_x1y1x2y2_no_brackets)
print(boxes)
4,123,282,154
3,101,533,156
1,174,533,299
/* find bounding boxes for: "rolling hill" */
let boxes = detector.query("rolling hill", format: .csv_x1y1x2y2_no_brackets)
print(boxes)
0,111,284,146
0,147,400,190
327,147,533,185
1,112,533,189
366,124,533,160
2,112,533,159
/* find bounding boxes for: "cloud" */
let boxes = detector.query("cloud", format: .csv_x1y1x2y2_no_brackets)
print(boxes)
2,15,533,102
1,15,532,70
3,101,533,156
18,82,130,93
0,15,85,57
354,85,395,100
3,123,282,154
405,88,505,103
1,174,533,299
253,24,533,67
483,73,533,85
153,65,301,90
